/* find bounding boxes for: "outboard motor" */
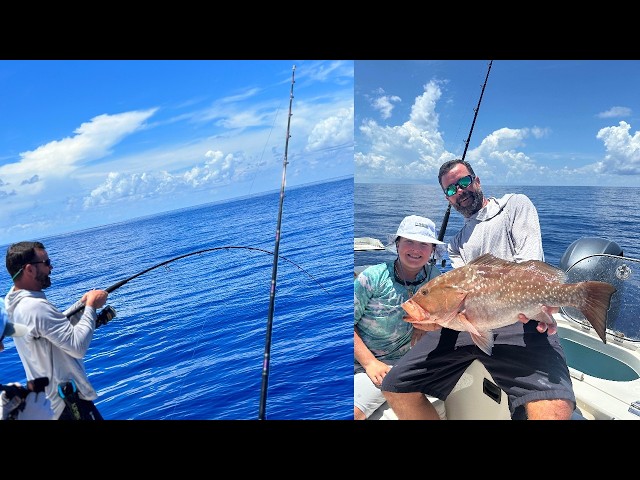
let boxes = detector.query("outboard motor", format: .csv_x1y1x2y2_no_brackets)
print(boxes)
559,237,623,271
559,237,624,332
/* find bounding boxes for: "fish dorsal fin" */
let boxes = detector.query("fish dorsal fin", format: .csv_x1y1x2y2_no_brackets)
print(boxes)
467,253,510,267
467,254,566,283
517,259,567,283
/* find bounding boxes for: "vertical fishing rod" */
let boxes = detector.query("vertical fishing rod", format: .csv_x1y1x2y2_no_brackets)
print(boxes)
259,64,295,420
434,60,493,247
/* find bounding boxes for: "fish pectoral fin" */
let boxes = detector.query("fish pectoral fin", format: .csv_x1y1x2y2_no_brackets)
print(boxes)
471,330,494,356
454,312,482,337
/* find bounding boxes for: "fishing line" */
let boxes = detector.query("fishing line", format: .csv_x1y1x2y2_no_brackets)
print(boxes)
247,102,281,195
70,242,326,419
167,304,212,420
65,244,330,318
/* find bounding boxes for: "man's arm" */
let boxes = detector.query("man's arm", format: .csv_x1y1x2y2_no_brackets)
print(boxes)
509,194,545,262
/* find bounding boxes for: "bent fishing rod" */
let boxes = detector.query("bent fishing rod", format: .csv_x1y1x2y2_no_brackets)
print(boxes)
432,60,492,265
65,243,329,318
259,64,296,420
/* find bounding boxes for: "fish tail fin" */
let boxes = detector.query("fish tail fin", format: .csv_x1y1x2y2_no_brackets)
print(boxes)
576,281,617,344
471,331,494,356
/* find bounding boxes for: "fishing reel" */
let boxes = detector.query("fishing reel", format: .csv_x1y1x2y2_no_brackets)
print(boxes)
1,377,49,420
0,377,49,400
96,305,117,328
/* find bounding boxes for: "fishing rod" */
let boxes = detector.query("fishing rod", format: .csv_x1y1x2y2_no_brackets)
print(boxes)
65,244,329,318
258,64,295,420
434,60,493,251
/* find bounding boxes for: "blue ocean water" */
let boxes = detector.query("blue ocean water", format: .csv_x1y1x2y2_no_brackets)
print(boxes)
355,183,640,270
0,177,353,420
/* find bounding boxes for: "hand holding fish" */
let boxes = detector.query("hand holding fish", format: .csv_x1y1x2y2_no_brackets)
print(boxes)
518,305,559,335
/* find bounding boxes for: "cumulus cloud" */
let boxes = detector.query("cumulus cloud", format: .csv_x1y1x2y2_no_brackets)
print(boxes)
82,149,249,207
356,75,640,186
372,95,401,120
356,80,452,182
306,106,353,152
594,121,640,174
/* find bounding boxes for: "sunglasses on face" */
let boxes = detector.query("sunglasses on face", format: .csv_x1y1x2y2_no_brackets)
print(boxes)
444,174,476,197
28,259,52,267
10,258,52,281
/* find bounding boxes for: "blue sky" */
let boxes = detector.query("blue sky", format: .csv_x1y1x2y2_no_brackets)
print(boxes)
355,60,640,187
0,60,354,245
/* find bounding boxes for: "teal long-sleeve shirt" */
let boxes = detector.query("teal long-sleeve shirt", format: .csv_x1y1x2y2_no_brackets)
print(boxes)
354,260,440,369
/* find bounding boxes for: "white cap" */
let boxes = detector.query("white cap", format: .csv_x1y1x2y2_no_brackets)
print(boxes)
388,215,444,245
1,302,27,339
386,215,446,259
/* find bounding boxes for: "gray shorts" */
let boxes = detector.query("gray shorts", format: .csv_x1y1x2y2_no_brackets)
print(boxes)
380,321,576,419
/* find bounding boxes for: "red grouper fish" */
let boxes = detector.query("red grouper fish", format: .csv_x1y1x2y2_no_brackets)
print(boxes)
402,253,616,356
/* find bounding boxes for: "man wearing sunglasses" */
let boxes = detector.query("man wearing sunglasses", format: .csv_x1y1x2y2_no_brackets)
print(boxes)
4,241,109,420
382,159,576,420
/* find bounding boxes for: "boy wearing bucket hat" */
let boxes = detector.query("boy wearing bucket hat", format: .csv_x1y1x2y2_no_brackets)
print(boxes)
354,215,444,420
1,301,55,420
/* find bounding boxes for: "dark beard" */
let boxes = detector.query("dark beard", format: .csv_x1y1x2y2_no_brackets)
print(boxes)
36,272,51,289
453,187,484,218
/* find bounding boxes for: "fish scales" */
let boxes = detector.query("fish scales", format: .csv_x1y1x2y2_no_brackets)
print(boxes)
402,253,616,355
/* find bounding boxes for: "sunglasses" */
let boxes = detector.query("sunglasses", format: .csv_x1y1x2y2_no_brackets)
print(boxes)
444,174,476,197
28,259,52,267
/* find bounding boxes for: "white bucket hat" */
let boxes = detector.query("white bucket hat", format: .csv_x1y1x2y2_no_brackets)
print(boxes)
1,302,27,340
386,215,446,258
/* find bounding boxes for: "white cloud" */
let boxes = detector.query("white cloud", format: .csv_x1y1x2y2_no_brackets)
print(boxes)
82,149,252,208
356,80,458,181
0,109,157,188
372,95,401,120
594,121,640,174
356,76,640,186
306,106,353,151
597,106,632,119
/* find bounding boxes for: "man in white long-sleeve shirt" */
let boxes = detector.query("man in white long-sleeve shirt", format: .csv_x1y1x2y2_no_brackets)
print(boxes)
4,241,108,420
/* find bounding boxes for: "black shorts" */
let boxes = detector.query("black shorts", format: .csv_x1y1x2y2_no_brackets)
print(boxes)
380,321,576,419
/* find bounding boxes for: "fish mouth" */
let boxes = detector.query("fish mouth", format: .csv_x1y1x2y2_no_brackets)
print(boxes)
402,299,429,321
